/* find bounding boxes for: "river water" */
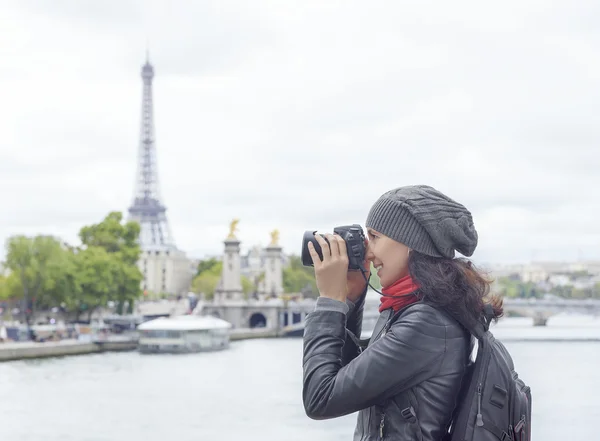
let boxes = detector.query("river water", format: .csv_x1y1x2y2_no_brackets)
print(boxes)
1,315,599,441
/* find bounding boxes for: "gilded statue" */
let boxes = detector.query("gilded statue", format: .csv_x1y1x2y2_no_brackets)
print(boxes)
227,218,240,239
269,229,280,246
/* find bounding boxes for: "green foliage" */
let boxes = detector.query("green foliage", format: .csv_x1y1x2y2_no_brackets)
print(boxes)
493,275,600,299
191,260,223,300
241,275,254,296
79,212,140,264
0,274,11,300
282,255,317,297
43,249,81,311
191,273,220,300
195,259,222,278
550,283,600,299
3,211,143,323
191,258,258,299
71,247,116,316
4,235,66,324
1,273,23,300
494,277,540,299
195,258,220,277
78,212,143,316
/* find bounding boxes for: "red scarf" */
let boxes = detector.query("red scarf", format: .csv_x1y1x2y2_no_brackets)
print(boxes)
379,275,420,313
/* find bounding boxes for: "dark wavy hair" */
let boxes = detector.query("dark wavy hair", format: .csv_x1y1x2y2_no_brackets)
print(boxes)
408,251,503,331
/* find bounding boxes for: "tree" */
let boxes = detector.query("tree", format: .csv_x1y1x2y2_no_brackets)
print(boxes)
195,258,220,277
0,272,26,299
0,274,11,301
43,249,82,320
4,235,65,328
192,272,221,300
283,255,317,297
191,260,223,300
494,277,541,299
79,212,139,259
241,276,253,297
72,247,118,321
79,212,142,315
192,258,256,300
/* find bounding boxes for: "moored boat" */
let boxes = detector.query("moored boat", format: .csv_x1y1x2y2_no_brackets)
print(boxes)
137,315,232,354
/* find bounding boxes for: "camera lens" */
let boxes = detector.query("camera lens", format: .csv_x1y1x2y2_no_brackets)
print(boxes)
301,225,366,270
301,231,325,266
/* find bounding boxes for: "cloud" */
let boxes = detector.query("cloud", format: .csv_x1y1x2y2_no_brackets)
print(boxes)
0,0,598,265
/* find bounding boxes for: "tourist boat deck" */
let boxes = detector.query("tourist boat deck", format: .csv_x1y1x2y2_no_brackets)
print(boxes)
137,315,232,354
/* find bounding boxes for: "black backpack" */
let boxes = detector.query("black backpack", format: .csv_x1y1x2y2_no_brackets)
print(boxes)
378,303,532,441
443,304,533,441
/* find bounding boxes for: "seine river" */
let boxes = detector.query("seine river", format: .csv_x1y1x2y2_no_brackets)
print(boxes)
1,315,599,441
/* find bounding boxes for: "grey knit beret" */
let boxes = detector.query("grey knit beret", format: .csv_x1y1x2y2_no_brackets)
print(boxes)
365,185,478,258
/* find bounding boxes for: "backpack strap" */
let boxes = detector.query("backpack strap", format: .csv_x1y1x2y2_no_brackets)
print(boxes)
482,303,495,331
428,303,488,340
345,328,365,353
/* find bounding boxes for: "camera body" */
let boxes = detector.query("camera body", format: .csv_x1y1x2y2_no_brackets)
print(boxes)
301,224,366,271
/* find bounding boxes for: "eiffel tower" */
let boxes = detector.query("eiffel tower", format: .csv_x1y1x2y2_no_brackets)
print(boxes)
128,55,176,251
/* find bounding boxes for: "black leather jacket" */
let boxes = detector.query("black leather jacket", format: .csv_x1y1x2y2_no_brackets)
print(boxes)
303,294,469,441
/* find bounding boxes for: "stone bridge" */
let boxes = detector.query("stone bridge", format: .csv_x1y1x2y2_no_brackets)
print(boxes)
500,298,600,326
362,297,600,326
137,296,600,331
134,297,316,331
193,298,316,331
200,297,600,330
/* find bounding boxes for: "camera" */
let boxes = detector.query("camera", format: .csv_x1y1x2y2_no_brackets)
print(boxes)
301,224,366,271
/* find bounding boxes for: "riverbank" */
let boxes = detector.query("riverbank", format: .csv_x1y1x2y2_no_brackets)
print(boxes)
0,338,138,362
230,328,280,340
0,327,282,362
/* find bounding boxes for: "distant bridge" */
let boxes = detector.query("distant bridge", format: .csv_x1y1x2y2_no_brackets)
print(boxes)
363,297,600,326
501,298,600,325
133,296,600,331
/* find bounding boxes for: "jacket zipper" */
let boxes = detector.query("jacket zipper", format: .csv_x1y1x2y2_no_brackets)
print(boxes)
379,412,385,440
476,384,483,426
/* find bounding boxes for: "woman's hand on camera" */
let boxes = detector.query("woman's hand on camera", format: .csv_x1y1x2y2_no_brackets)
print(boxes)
308,233,349,303
347,247,369,303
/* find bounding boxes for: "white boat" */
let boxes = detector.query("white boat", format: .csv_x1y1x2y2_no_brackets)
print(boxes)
137,315,232,354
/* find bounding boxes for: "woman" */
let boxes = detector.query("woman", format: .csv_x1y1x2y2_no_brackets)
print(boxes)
303,184,503,441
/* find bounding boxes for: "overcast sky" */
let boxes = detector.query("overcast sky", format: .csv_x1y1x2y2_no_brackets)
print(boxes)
0,0,598,266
